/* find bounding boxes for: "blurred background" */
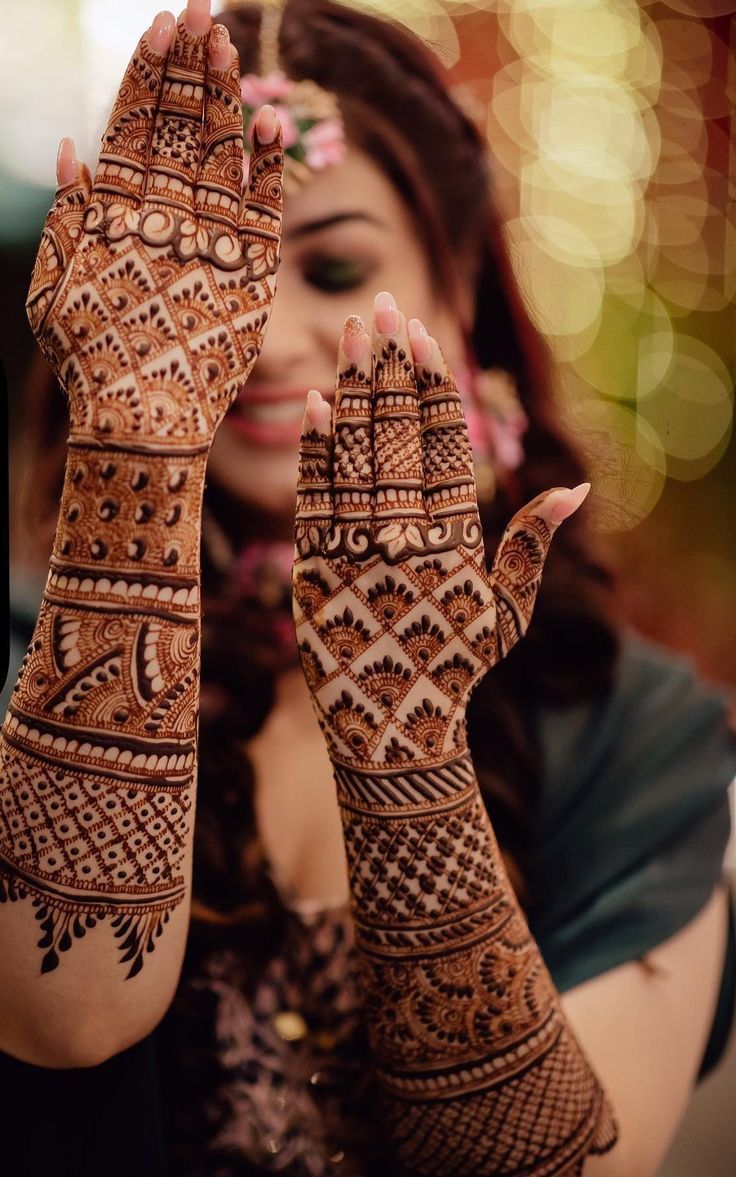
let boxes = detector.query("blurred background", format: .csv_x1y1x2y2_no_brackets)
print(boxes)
1,0,733,683
0,1,734,1171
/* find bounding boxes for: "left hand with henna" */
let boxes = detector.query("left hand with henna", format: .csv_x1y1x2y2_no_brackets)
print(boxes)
292,294,616,1175
294,293,590,767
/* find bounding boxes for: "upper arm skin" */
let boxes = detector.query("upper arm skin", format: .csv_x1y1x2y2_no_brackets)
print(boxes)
560,886,730,1177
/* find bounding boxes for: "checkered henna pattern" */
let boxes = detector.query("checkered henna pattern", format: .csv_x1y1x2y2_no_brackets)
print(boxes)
293,328,618,1174
1,19,283,976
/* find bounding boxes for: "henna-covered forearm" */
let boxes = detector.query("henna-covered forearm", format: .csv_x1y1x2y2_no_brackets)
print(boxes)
0,442,206,976
0,12,283,1001
294,311,617,1174
334,748,617,1175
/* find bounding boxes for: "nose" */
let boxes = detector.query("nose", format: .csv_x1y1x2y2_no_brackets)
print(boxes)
249,271,317,384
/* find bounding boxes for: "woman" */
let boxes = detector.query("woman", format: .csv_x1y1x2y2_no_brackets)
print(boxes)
1,1,734,1174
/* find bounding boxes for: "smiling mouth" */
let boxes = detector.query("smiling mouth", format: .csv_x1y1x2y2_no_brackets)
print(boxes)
227,388,333,448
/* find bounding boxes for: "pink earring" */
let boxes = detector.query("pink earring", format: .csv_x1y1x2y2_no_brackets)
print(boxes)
457,352,529,503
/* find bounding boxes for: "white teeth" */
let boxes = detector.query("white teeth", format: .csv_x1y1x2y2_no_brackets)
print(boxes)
104,747,119,762
97,578,111,593
118,750,133,765
243,401,304,425
158,587,173,602
112,580,128,595
173,588,188,605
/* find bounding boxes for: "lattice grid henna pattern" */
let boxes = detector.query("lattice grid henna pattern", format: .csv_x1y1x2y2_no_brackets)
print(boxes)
295,567,619,1174
293,339,618,1172
0,444,206,976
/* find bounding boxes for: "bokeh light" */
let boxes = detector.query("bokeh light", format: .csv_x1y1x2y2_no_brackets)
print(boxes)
484,0,735,530
0,0,733,535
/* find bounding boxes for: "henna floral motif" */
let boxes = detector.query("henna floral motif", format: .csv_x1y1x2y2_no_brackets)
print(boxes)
294,326,616,1172
1,19,284,975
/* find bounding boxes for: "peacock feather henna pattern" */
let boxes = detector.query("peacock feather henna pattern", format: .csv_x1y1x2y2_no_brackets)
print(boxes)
1,19,284,975
293,326,618,1173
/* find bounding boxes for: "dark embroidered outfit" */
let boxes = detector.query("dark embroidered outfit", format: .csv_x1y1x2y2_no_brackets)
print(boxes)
1,627,734,1176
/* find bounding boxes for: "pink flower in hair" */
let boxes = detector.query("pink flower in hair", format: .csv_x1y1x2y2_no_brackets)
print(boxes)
302,118,346,169
240,70,294,106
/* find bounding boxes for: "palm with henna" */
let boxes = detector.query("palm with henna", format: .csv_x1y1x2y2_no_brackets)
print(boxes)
293,302,617,1174
0,0,283,1009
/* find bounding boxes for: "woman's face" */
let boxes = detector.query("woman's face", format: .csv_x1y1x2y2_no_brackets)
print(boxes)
207,145,468,528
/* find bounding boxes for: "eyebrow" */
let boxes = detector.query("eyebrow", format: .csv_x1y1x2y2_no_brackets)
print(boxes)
285,211,389,240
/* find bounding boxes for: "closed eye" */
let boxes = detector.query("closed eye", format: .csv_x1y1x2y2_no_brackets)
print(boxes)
302,254,378,294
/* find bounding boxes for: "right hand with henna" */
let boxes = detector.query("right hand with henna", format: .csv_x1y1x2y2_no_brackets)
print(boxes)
26,0,283,449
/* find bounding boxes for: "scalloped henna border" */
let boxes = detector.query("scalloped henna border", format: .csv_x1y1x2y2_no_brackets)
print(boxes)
83,200,280,277
295,515,484,564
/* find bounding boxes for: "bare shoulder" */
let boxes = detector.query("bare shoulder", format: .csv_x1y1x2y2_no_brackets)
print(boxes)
560,886,730,1177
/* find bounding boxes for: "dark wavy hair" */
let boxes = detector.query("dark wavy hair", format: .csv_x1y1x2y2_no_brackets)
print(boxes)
12,0,619,971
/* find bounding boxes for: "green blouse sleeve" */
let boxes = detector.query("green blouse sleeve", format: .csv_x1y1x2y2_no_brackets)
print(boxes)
528,631,735,995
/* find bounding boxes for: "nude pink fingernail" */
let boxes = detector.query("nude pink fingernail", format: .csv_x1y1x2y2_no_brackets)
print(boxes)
408,318,431,363
149,11,175,53
374,291,399,334
186,0,211,36
254,105,278,145
305,389,331,433
56,138,77,186
549,482,591,525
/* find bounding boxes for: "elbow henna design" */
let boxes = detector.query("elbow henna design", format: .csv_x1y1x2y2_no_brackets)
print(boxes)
0,18,283,975
293,330,618,1173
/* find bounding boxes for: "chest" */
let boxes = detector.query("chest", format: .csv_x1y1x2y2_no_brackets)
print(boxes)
247,676,350,908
